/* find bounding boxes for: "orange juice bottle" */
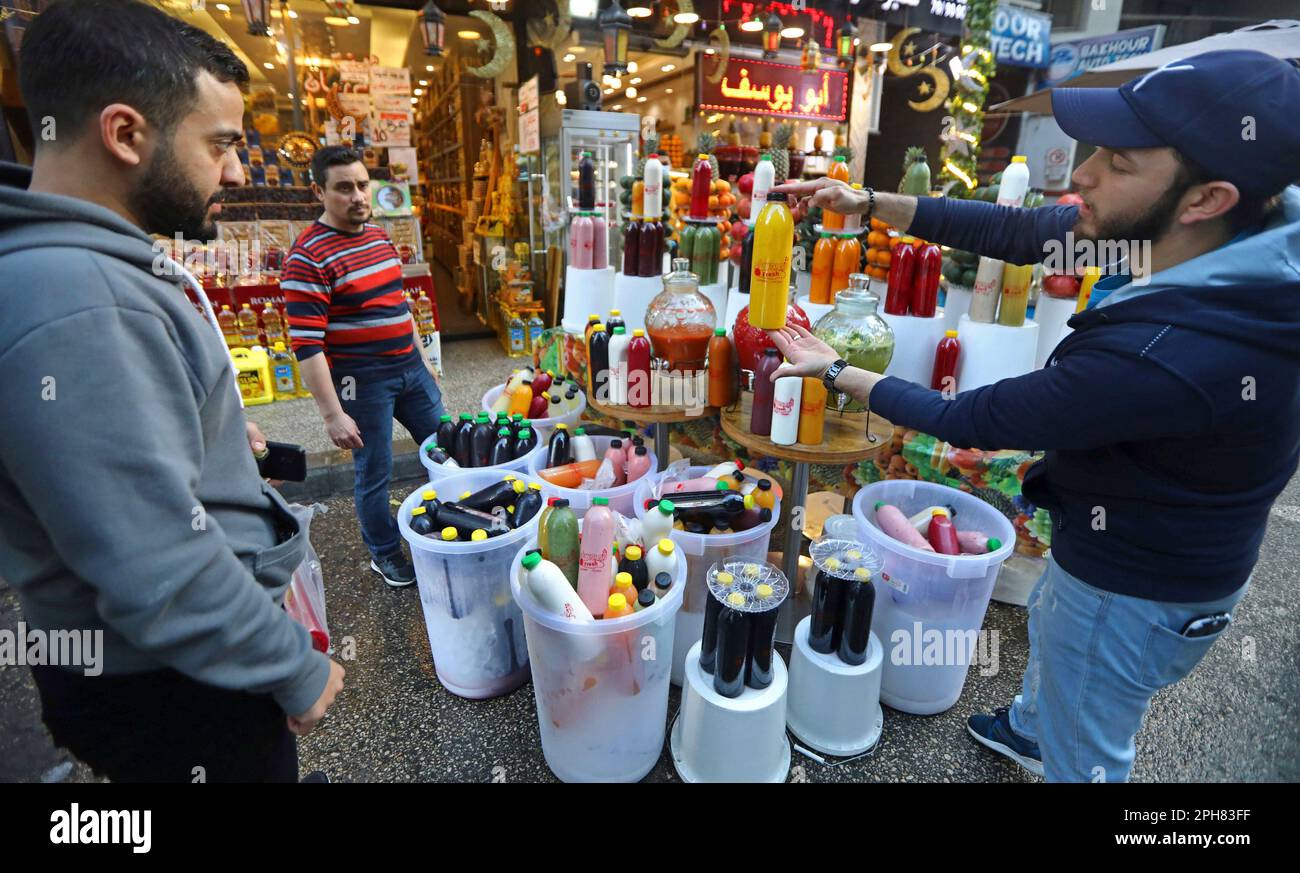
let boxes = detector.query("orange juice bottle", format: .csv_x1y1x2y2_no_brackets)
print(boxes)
831,236,861,300
749,192,794,329
810,233,834,304
823,155,850,230
605,592,634,619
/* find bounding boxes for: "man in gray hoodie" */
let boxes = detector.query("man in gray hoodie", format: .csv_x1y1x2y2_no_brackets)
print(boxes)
0,0,343,781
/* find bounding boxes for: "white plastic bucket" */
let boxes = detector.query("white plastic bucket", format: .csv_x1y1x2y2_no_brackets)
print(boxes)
509,526,686,782
527,434,659,519
851,480,1015,715
481,382,587,444
398,469,544,699
633,466,781,685
417,436,542,483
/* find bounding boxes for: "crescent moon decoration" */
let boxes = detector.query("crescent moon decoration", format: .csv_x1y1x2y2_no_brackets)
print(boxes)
465,10,516,79
655,0,692,49
886,27,921,78
908,66,949,112
705,24,730,84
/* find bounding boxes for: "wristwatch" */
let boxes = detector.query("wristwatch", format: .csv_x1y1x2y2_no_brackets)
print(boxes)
822,359,849,391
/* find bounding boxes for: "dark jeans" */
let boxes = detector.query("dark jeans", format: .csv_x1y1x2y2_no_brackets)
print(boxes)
31,665,298,783
337,362,445,560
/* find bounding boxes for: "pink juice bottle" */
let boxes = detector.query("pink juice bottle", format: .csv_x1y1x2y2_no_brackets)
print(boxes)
625,445,653,483
750,347,783,437
577,496,616,617
591,214,609,270
572,214,594,269
627,328,653,409
603,439,628,486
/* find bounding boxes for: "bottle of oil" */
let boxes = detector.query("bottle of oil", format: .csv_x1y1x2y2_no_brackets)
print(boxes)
261,302,287,345
237,303,261,347
217,305,240,347
269,342,298,401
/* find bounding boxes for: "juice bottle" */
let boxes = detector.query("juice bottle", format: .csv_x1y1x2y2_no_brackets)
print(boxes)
415,292,436,335
604,593,634,620
911,243,942,317
591,214,609,270
678,223,697,264
269,342,297,400
837,566,876,666
770,376,803,445
612,572,638,606
489,427,514,465
625,446,653,483
631,180,645,219
884,241,917,316
997,155,1030,209
810,233,834,304
750,348,782,436
751,154,775,211
930,330,961,392
471,412,495,467
217,305,240,346
543,498,580,589
577,496,616,616
546,423,572,468
237,303,261,346
571,427,597,462
622,221,641,274
1075,266,1102,313
508,380,533,417
606,309,626,336
998,263,1033,327
627,328,652,409
435,414,456,452
691,224,719,286
643,153,663,220
830,235,860,301
738,230,755,295
968,255,1005,322
927,510,961,555
571,214,594,269
707,327,736,408
453,413,475,467
798,376,827,445
603,439,627,486
749,193,794,329
607,325,630,406
823,155,850,230
577,150,596,211
689,153,712,220
587,322,610,402
521,552,592,621
638,218,661,277
537,458,603,488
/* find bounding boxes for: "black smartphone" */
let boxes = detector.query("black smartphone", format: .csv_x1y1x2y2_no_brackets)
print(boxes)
1180,612,1232,638
256,441,308,482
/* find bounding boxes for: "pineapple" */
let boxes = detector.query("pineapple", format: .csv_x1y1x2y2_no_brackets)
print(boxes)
635,135,660,177
771,123,794,183
695,131,720,181
900,146,932,195
832,144,854,163
727,120,741,147
759,118,772,150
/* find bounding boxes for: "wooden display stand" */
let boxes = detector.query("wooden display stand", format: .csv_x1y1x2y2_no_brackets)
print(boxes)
588,395,718,473
721,392,891,638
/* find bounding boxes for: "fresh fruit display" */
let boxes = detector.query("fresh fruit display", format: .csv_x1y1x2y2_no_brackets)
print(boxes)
771,123,794,183
941,246,980,289
669,173,733,264
864,217,894,283
659,133,685,170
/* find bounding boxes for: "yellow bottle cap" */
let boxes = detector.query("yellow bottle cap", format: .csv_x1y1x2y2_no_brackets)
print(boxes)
422,490,437,501
625,545,642,560
471,529,488,541
507,506,515,514
633,328,645,337
697,153,709,161
658,539,675,555
529,482,543,491
556,423,568,430
946,330,959,338
441,527,458,540
504,474,517,482
616,572,633,587
608,593,628,611
411,506,427,516
610,309,621,316
460,491,472,500
513,480,527,494
932,509,947,517
1011,155,1027,163
274,341,286,351
716,571,734,585
727,592,746,607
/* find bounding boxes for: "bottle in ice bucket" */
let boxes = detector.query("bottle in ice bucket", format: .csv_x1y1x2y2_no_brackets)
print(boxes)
749,192,794,329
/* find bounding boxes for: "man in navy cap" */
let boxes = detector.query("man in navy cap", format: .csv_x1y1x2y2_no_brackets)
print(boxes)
772,50,1300,781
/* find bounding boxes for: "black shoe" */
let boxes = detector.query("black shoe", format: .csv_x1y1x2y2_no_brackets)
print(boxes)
370,552,416,588
967,706,1044,777
300,771,330,784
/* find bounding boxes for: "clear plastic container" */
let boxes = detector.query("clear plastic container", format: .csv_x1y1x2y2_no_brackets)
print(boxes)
510,525,686,782
811,276,895,413
481,382,586,444
418,438,542,483
633,466,781,685
398,470,544,698
850,480,1015,715
527,434,659,519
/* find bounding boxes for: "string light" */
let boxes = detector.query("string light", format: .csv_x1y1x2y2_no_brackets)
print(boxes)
944,160,977,189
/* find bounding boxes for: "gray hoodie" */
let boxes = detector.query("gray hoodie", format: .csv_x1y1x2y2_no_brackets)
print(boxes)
0,163,329,716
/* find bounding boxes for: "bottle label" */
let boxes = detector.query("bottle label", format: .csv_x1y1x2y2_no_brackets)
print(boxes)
752,257,789,282
579,549,608,573
510,327,525,351
273,364,294,392
773,396,795,417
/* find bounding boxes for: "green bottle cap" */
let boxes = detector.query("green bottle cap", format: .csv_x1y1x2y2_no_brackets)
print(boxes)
498,428,511,436
512,414,523,422
476,413,489,422
874,501,884,510
460,413,472,421
613,326,626,334
440,414,452,422
834,155,846,162
715,327,726,336
658,499,675,514
987,538,1002,551
715,480,730,490
518,429,533,438
575,427,586,435
593,496,610,506
521,551,542,571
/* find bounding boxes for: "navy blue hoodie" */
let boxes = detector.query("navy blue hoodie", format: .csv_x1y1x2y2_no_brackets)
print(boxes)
869,189,1300,603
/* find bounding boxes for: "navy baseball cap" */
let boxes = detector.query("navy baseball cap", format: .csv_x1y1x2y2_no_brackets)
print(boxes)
1051,50,1300,197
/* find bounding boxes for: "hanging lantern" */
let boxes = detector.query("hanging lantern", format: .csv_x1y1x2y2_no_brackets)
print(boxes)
487,0,510,11
419,0,447,57
836,25,854,66
599,0,633,75
762,9,783,58
801,38,821,72
241,0,271,36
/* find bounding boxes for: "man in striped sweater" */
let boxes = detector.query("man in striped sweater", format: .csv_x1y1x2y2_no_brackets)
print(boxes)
284,146,444,588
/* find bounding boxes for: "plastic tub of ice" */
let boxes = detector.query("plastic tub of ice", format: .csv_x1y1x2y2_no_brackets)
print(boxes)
850,480,1015,715
527,434,659,519
481,382,587,443
509,525,686,782
417,437,542,483
633,466,780,686
398,469,543,699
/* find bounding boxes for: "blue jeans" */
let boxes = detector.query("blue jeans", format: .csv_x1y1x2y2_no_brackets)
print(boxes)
337,363,444,560
1009,557,1247,782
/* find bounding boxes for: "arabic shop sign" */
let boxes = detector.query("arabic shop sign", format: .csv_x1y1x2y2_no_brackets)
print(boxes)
696,56,849,121
991,4,1051,68
876,0,967,38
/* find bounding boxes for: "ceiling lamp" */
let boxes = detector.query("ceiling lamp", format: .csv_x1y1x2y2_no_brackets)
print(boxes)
801,38,821,72
673,12,699,24
739,13,763,32
627,5,652,18
240,0,271,36
763,9,783,58
600,1,633,75
419,1,447,57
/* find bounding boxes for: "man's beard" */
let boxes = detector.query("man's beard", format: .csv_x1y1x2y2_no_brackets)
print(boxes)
129,138,220,241
1081,174,1191,250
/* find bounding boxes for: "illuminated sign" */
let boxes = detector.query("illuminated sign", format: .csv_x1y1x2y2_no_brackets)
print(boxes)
697,56,849,121
721,0,838,47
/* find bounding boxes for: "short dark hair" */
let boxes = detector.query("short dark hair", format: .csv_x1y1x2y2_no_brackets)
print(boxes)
1172,149,1282,235
19,0,248,145
312,145,366,187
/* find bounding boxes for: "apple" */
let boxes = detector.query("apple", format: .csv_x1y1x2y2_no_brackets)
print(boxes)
738,173,755,196
738,196,752,221
731,220,749,240
1057,192,1084,207
730,241,743,265
1042,273,1081,299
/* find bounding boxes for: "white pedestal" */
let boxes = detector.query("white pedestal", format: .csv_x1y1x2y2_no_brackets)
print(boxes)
562,266,616,334
669,641,791,783
786,618,884,756
880,311,949,387
796,295,835,329
794,268,812,297
700,278,730,330
610,273,662,333
671,608,704,687
955,314,1040,391
943,284,973,333
1033,294,1076,369
723,289,750,337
